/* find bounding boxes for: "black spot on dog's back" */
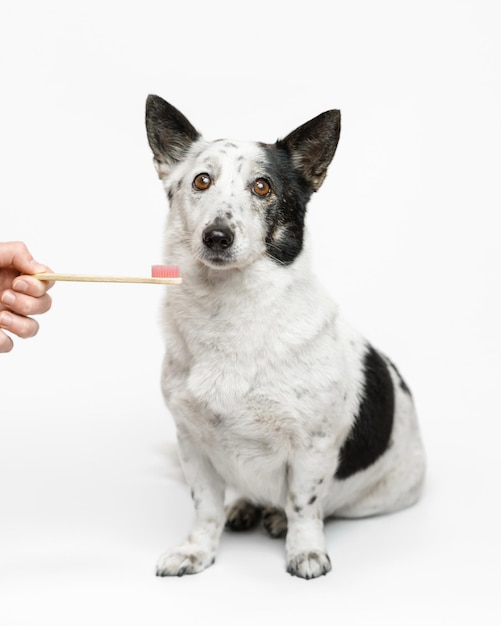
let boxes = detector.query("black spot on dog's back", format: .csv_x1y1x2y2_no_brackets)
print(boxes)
386,357,412,396
335,345,394,480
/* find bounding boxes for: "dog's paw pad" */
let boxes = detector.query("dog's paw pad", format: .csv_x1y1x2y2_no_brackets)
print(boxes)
263,507,288,538
156,549,214,577
286,551,332,579
225,498,262,532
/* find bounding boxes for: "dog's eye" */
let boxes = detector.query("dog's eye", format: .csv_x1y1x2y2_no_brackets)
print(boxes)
193,173,212,191
252,178,271,197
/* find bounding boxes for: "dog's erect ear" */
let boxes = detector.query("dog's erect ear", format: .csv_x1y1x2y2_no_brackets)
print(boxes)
277,110,341,192
145,95,200,178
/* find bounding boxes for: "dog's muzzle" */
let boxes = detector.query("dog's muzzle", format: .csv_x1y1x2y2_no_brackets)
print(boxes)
202,220,234,252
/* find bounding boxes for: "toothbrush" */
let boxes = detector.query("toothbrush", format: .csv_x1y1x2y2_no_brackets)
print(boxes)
33,265,182,285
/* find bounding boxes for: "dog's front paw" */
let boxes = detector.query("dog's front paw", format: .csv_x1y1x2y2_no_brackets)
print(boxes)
156,548,215,577
286,551,332,580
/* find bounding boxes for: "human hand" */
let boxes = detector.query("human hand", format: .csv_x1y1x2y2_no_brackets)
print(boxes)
0,241,54,353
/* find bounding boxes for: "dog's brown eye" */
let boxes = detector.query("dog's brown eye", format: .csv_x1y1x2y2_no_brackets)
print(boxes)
252,178,271,197
193,173,212,191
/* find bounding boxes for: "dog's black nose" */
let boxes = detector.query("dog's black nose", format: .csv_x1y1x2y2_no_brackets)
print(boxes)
202,225,234,250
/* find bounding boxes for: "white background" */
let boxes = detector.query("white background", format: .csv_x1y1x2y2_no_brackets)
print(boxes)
1,1,500,624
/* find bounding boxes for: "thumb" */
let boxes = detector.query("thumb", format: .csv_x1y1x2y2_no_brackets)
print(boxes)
0,242,48,275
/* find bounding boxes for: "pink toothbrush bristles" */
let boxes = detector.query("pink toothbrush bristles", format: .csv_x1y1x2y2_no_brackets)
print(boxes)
151,265,181,279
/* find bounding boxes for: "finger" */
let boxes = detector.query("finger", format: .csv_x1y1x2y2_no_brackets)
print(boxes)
0,329,14,353
0,310,40,339
0,241,48,275
0,290,52,316
13,273,55,297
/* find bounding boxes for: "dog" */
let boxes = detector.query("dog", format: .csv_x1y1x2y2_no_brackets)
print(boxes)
145,95,426,579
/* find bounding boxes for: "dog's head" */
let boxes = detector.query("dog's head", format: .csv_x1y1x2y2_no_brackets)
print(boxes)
145,95,340,271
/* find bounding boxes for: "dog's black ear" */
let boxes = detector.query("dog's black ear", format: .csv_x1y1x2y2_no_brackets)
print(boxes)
145,95,200,177
277,110,341,192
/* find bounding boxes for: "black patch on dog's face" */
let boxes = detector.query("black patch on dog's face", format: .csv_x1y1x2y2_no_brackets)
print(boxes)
260,144,313,266
335,345,395,480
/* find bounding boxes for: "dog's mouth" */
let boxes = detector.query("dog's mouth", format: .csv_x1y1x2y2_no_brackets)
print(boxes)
200,248,239,269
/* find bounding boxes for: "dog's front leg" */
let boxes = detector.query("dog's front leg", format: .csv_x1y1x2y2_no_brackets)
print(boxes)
285,448,335,580
156,433,225,577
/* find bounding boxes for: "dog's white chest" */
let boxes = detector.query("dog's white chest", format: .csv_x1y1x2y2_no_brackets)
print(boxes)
167,267,341,414
162,276,353,505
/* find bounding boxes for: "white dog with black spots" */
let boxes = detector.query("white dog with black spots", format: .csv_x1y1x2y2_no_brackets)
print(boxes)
145,95,426,579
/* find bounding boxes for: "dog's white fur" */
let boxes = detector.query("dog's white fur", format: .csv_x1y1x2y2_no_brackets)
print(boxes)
146,97,426,579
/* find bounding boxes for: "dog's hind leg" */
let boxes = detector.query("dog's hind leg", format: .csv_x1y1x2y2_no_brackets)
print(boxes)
263,507,288,538
225,498,263,531
335,441,426,519
225,500,288,537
